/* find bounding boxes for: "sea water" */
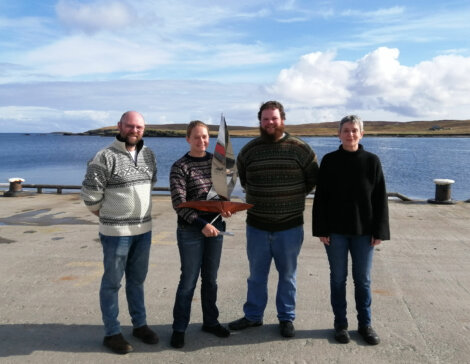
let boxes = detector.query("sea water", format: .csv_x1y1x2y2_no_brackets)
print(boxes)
1,133,469,201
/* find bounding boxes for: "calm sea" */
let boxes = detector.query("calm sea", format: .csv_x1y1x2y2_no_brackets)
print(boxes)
1,133,469,201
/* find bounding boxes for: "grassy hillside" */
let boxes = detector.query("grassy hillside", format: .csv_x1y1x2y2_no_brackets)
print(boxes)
84,119,470,137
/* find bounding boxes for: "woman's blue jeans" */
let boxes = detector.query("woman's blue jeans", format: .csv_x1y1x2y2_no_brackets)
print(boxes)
172,220,225,332
325,233,374,329
99,231,151,336
243,225,303,322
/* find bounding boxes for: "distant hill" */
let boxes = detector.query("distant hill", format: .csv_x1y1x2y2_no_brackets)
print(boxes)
82,119,470,137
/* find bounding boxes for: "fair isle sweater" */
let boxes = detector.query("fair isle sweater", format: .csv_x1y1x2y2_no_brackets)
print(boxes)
237,133,319,231
81,137,157,236
170,152,219,229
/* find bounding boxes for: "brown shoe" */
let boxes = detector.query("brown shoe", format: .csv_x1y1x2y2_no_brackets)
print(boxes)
133,325,159,344
103,333,134,354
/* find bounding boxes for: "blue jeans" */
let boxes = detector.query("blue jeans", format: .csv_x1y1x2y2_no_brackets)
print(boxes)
325,234,374,329
243,225,303,322
172,220,225,332
99,231,151,336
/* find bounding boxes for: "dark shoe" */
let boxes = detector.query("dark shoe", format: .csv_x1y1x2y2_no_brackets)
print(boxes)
170,331,185,349
228,317,263,330
133,325,159,344
358,326,380,345
202,324,231,338
103,333,134,354
279,321,295,338
334,327,350,344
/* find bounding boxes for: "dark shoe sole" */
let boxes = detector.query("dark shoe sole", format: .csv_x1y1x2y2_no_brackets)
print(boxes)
103,343,133,355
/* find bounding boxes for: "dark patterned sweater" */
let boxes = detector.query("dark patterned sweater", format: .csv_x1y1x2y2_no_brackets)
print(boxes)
237,133,319,231
312,144,390,240
170,152,219,229
81,137,157,236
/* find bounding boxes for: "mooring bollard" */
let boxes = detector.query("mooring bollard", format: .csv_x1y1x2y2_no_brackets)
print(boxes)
428,178,456,204
4,177,25,197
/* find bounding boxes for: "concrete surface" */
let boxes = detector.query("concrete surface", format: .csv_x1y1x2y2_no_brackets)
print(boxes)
0,193,469,363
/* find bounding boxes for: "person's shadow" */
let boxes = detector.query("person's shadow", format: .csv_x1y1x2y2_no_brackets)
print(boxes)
0,323,340,356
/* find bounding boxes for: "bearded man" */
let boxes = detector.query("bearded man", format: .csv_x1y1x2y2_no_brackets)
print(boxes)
229,101,319,338
81,111,158,354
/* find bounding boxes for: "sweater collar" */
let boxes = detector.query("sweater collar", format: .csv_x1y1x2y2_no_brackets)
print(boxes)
260,132,289,143
115,134,144,152
186,151,212,161
339,144,364,154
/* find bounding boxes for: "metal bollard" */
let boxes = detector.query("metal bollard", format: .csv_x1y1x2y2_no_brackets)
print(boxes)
3,178,26,197
428,179,456,204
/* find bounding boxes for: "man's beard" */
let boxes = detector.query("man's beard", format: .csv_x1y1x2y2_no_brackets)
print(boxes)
259,124,285,142
121,134,142,147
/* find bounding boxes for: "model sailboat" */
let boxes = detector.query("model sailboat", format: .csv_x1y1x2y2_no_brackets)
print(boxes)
177,115,253,216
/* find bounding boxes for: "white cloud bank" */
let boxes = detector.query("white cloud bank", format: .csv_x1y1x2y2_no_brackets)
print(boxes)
269,47,470,122
1,47,470,132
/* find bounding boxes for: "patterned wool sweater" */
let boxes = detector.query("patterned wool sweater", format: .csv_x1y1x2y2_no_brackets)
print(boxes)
170,152,219,229
81,137,157,236
237,133,319,231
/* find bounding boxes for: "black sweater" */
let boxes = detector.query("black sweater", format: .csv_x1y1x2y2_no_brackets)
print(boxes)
312,144,390,240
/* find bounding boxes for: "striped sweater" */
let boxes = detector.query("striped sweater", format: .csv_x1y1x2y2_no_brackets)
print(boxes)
81,137,157,236
237,133,319,231
170,152,219,229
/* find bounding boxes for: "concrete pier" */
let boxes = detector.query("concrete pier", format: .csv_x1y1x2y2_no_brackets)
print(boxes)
0,194,469,363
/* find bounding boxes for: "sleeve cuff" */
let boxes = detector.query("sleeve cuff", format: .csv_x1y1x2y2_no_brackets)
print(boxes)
194,217,208,230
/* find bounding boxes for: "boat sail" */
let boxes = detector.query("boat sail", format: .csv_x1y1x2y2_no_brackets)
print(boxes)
206,114,237,201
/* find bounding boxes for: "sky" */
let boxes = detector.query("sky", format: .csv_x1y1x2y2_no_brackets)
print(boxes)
1,0,470,133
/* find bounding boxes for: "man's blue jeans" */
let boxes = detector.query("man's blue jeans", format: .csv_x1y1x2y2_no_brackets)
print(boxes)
243,225,303,322
99,231,151,336
325,234,374,329
172,220,225,332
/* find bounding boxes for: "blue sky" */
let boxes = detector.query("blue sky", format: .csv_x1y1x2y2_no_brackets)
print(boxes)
1,0,470,132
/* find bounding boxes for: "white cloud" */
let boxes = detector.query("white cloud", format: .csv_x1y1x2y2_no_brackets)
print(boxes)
2,46,470,133
56,0,139,34
341,6,405,20
267,51,355,106
268,47,470,121
23,35,171,77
